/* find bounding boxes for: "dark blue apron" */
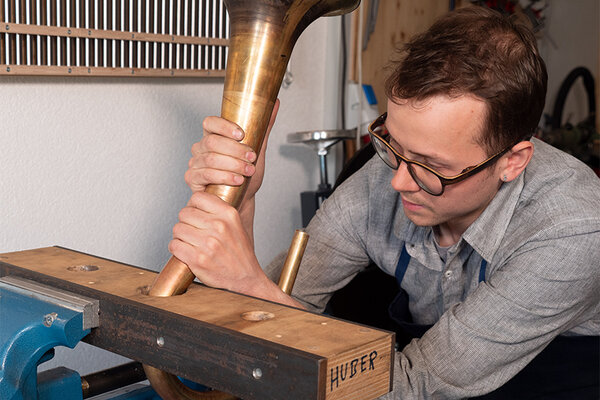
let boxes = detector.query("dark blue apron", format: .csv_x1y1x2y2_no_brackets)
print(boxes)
388,245,599,399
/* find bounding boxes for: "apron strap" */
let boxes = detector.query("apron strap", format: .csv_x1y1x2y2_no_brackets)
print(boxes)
395,245,411,285
479,259,487,283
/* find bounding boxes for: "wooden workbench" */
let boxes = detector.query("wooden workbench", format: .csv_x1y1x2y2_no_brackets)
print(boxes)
0,246,394,400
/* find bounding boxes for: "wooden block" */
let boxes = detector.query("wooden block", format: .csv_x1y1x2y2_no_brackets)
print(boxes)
0,247,394,400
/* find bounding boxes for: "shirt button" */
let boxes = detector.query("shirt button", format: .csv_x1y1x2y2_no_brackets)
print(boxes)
444,270,452,278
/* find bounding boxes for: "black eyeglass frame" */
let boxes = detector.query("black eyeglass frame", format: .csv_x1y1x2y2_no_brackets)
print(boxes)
368,112,516,196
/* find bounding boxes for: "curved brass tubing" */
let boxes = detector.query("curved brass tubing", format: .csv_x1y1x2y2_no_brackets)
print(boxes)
143,1,360,399
143,368,237,400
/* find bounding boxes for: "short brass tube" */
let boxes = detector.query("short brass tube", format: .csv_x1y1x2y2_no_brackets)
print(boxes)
278,229,309,295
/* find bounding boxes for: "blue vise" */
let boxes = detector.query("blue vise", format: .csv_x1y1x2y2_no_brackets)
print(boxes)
0,276,99,400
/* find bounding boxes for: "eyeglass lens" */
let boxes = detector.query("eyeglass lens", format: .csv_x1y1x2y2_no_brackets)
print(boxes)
371,130,444,195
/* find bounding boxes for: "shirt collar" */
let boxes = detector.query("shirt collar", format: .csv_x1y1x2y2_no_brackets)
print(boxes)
393,171,525,263
461,171,524,262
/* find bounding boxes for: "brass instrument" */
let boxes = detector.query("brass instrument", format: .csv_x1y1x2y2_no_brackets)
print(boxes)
144,0,360,398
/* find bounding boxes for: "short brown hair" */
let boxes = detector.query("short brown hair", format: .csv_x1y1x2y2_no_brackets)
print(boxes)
385,6,547,154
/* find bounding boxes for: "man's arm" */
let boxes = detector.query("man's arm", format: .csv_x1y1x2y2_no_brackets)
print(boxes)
264,166,376,312
185,100,280,243
169,190,303,308
171,100,305,306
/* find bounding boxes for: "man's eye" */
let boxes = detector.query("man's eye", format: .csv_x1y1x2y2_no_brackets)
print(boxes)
389,138,403,152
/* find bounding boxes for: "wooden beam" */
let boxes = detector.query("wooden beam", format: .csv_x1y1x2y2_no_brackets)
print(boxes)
0,247,394,400
1,23,229,46
0,64,225,77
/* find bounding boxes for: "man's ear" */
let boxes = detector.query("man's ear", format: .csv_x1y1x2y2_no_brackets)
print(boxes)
500,141,534,182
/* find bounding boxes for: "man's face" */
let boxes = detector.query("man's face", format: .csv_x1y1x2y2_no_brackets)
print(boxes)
385,95,503,235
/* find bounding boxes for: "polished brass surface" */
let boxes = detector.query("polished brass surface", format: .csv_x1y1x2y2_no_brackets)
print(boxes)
144,367,237,400
278,229,309,295
146,0,360,398
148,256,196,297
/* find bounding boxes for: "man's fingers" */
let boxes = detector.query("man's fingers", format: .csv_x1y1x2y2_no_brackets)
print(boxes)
172,221,207,247
192,134,256,162
185,168,246,191
186,191,239,219
202,116,244,141
168,238,208,274
188,150,255,177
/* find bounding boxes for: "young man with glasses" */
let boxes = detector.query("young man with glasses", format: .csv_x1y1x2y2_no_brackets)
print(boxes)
173,6,599,399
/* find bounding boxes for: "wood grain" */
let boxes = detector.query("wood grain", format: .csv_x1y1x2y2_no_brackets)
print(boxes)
0,64,225,76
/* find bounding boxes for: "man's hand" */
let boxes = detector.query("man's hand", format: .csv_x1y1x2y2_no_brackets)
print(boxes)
170,99,303,306
169,190,304,308
183,99,279,246
169,191,264,292
185,99,280,205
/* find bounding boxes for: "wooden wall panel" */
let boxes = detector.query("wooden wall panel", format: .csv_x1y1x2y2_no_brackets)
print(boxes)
352,0,467,113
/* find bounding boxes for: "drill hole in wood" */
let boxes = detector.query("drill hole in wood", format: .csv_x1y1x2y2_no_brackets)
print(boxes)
67,264,99,272
241,311,275,321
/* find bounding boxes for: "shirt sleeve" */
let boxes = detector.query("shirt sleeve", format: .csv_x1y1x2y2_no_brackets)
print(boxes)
387,230,600,399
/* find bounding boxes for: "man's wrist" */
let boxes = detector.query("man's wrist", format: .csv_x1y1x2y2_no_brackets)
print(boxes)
243,275,305,309
238,197,256,243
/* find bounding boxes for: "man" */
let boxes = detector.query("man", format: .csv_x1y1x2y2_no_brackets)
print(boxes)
171,6,599,399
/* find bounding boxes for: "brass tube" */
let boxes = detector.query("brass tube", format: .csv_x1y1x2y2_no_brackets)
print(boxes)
143,367,236,400
148,256,196,297
278,229,309,295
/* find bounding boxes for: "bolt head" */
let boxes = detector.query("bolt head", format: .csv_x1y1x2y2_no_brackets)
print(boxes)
43,313,58,327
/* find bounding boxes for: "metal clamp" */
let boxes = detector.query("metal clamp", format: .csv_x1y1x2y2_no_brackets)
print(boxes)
0,276,99,400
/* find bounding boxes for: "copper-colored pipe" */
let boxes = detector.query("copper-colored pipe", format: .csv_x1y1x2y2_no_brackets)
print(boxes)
144,0,360,398
278,229,309,295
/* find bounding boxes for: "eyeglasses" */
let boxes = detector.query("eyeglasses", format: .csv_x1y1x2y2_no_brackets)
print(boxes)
368,112,513,196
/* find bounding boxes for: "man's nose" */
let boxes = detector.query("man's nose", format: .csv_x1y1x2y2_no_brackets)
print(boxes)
391,162,420,193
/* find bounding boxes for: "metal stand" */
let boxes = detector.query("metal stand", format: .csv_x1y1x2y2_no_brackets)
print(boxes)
287,129,355,227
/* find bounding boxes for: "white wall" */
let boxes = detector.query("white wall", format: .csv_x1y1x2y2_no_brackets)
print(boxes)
0,17,343,375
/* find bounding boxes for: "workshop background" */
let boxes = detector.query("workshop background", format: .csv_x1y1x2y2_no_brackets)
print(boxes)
1,0,598,378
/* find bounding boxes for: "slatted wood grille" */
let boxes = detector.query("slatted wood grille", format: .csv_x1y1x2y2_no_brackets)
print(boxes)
0,0,229,76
